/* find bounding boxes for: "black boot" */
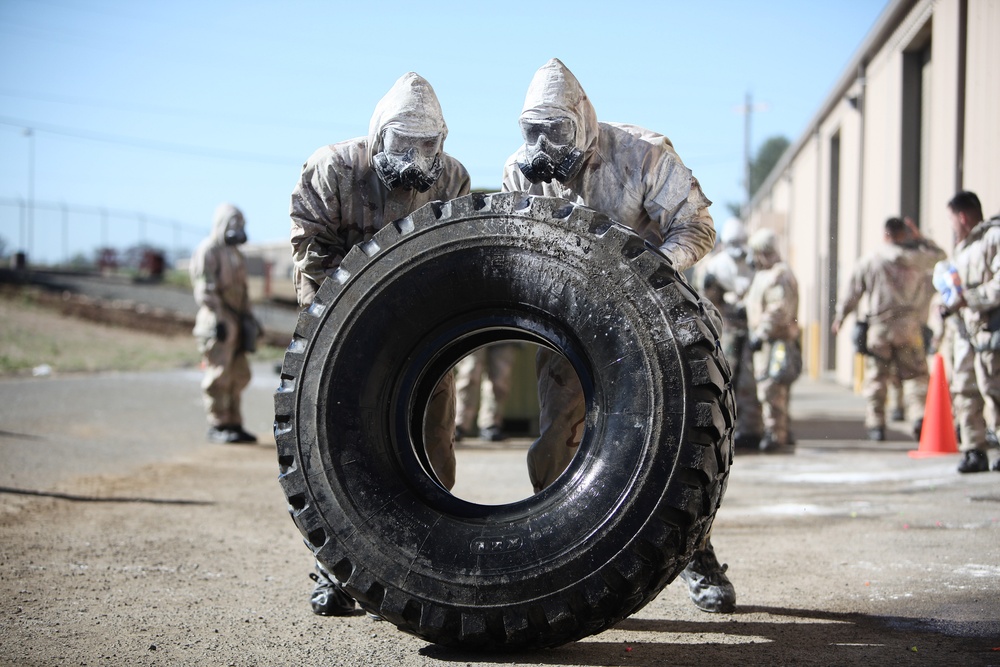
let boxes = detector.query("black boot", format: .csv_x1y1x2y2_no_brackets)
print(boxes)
309,563,355,616
207,425,239,444
679,540,736,613
957,449,989,474
230,425,257,443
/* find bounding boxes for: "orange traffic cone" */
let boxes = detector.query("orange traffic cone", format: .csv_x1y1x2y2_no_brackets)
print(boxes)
909,353,959,458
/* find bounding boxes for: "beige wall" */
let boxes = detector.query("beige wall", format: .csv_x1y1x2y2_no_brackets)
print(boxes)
963,0,1000,216
745,0,1000,387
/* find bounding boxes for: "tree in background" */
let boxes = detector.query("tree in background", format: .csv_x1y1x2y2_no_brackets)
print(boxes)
724,135,791,219
750,136,791,198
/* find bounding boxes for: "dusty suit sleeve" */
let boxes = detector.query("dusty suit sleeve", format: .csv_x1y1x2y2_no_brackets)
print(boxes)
290,152,349,287
455,168,472,198
643,150,716,272
913,238,947,271
964,228,1000,313
756,276,797,341
834,263,867,323
501,160,526,194
191,247,224,317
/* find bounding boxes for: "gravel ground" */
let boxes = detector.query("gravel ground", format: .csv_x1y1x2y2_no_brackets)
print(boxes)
1,286,999,666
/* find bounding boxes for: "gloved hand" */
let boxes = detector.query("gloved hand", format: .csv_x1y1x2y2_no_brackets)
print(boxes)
748,335,764,352
932,261,963,309
215,321,227,341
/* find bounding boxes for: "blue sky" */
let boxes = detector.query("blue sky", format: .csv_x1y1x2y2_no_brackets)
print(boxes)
0,0,887,265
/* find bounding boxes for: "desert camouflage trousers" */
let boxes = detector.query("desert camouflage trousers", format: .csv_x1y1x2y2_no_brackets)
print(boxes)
721,328,763,443
454,344,517,433
862,336,929,429
951,334,1000,454
753,342,793,444
198,334,251,428
526,349,585,493
422,372,458,490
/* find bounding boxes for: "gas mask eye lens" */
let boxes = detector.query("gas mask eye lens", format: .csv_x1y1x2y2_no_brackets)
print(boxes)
520,117,576,147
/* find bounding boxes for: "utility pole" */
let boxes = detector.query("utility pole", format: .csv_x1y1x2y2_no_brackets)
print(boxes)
736,92,769,215
744,91,752,208
23,127,35,260
62,202,69,264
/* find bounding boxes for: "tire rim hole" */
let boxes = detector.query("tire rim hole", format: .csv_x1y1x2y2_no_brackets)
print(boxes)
420,341,584,506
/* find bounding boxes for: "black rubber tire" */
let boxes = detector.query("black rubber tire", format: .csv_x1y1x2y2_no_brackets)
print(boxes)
274,192,734,650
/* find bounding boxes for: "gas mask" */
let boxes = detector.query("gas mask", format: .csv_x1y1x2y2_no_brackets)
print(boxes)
224,218,247,246
373,129,444,192
725,244,747,261
515,117,584,184
747,249,775,271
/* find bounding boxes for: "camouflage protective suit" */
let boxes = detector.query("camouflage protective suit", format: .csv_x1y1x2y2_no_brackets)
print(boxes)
454,343,518,440
190,204,256,436
950,215,1000,455
289,72,471,490
834,237,945,433
501,58,716,492
745,232,799,447
693,223,763,449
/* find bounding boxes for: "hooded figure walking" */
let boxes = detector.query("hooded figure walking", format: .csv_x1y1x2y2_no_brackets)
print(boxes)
502,58,735,614
289,72,471,616
190,203,259,444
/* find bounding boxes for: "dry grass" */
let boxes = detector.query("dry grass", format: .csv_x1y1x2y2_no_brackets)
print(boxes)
0,291,203,376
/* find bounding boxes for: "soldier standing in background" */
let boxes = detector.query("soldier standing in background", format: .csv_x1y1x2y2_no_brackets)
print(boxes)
831,217,945,442
190,203,259,444
694,218,764,450
938,191,1000,473
745,229,801,452
454,343,518,442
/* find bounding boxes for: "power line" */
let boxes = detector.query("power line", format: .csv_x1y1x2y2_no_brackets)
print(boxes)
0,88,336,132
0,196,206,236
0,115,299,166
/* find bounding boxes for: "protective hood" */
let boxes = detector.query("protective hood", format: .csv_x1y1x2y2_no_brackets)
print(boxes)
748,228,780,269
211,203,245,245
719,217,748,247
519,58,599,158
367,72,448,163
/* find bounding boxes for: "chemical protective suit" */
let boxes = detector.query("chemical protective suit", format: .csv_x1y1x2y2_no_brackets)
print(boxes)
694,218,763,449
501,58,716,492
745,229,800,451
832,217,945,441
943,191,1000,473
290,73,470,617
190,203,258,443
502,58,732,615
289,72,470,492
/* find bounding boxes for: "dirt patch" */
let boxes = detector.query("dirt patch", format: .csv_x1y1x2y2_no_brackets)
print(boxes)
0,289,201,375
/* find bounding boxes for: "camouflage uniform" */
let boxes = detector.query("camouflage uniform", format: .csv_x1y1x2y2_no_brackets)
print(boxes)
289,73,471,490
834,237,945,435
745,232,800,448
950,215,1000,456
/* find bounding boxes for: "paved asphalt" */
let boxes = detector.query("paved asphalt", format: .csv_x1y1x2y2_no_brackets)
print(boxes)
2,269,999,663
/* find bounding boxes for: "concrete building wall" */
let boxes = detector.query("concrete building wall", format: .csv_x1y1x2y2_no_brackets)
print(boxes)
744,0,1000,387
963,0,1000,212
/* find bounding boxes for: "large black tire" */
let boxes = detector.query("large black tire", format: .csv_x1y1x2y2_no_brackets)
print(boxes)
274,192,733,650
